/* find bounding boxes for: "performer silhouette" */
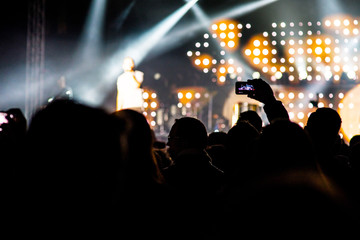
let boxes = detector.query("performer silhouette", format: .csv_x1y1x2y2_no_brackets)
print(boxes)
116,57,144,112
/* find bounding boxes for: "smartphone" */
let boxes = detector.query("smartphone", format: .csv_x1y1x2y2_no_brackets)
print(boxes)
235,81,255,94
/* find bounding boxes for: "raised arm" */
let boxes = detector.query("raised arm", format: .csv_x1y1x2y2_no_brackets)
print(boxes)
247,78,289,123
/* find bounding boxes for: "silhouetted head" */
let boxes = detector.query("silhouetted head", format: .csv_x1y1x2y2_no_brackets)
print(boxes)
236,110,263,133
349,134,360,148
226,120,260,158
167,117,208,159
207,131,227,146
256,119,316,172
305,107,342,148
112,109,163,184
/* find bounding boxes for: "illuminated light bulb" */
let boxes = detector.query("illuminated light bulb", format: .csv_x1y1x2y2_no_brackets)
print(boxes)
203,58,210,65
151,93,157,98
298,48,304,55
252,72,260,79
253,48,261,56
143,92,149,99
178,92,183,99
228,32,235,39
253,40,261,47
219,23,227,31
228,66,235,74
315,47,323,55
275,71,282,79
298,112,304,119
334,19,341,26
186,92,192,99
253,58,260,65
150,102,157,108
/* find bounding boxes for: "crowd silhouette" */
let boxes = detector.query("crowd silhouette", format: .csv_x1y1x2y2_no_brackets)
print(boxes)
2,78,360,238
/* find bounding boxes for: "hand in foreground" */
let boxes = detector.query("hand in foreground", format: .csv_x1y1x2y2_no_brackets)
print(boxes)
247,78,276,105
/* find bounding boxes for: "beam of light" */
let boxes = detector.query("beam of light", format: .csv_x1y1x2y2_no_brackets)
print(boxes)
149,0,278,58
316,0,343,20
112,0,136,31
73,0,107,63
77,0,199,107
63,0,107,100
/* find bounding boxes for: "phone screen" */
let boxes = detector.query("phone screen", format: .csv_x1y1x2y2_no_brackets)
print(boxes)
235,81,255,94
0,112,8,126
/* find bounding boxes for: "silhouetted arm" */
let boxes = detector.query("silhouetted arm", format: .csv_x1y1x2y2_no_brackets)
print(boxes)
247,78,289,123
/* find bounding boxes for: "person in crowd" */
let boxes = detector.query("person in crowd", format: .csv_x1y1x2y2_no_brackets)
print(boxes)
206,131,228,171
162,116,225,238
111,109,178,238
19,99,123,237
304,108,356,199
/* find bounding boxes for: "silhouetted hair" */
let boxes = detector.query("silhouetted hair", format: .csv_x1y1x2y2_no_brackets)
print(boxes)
236,110,262,133
306,107,342,143
171,117,208,149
